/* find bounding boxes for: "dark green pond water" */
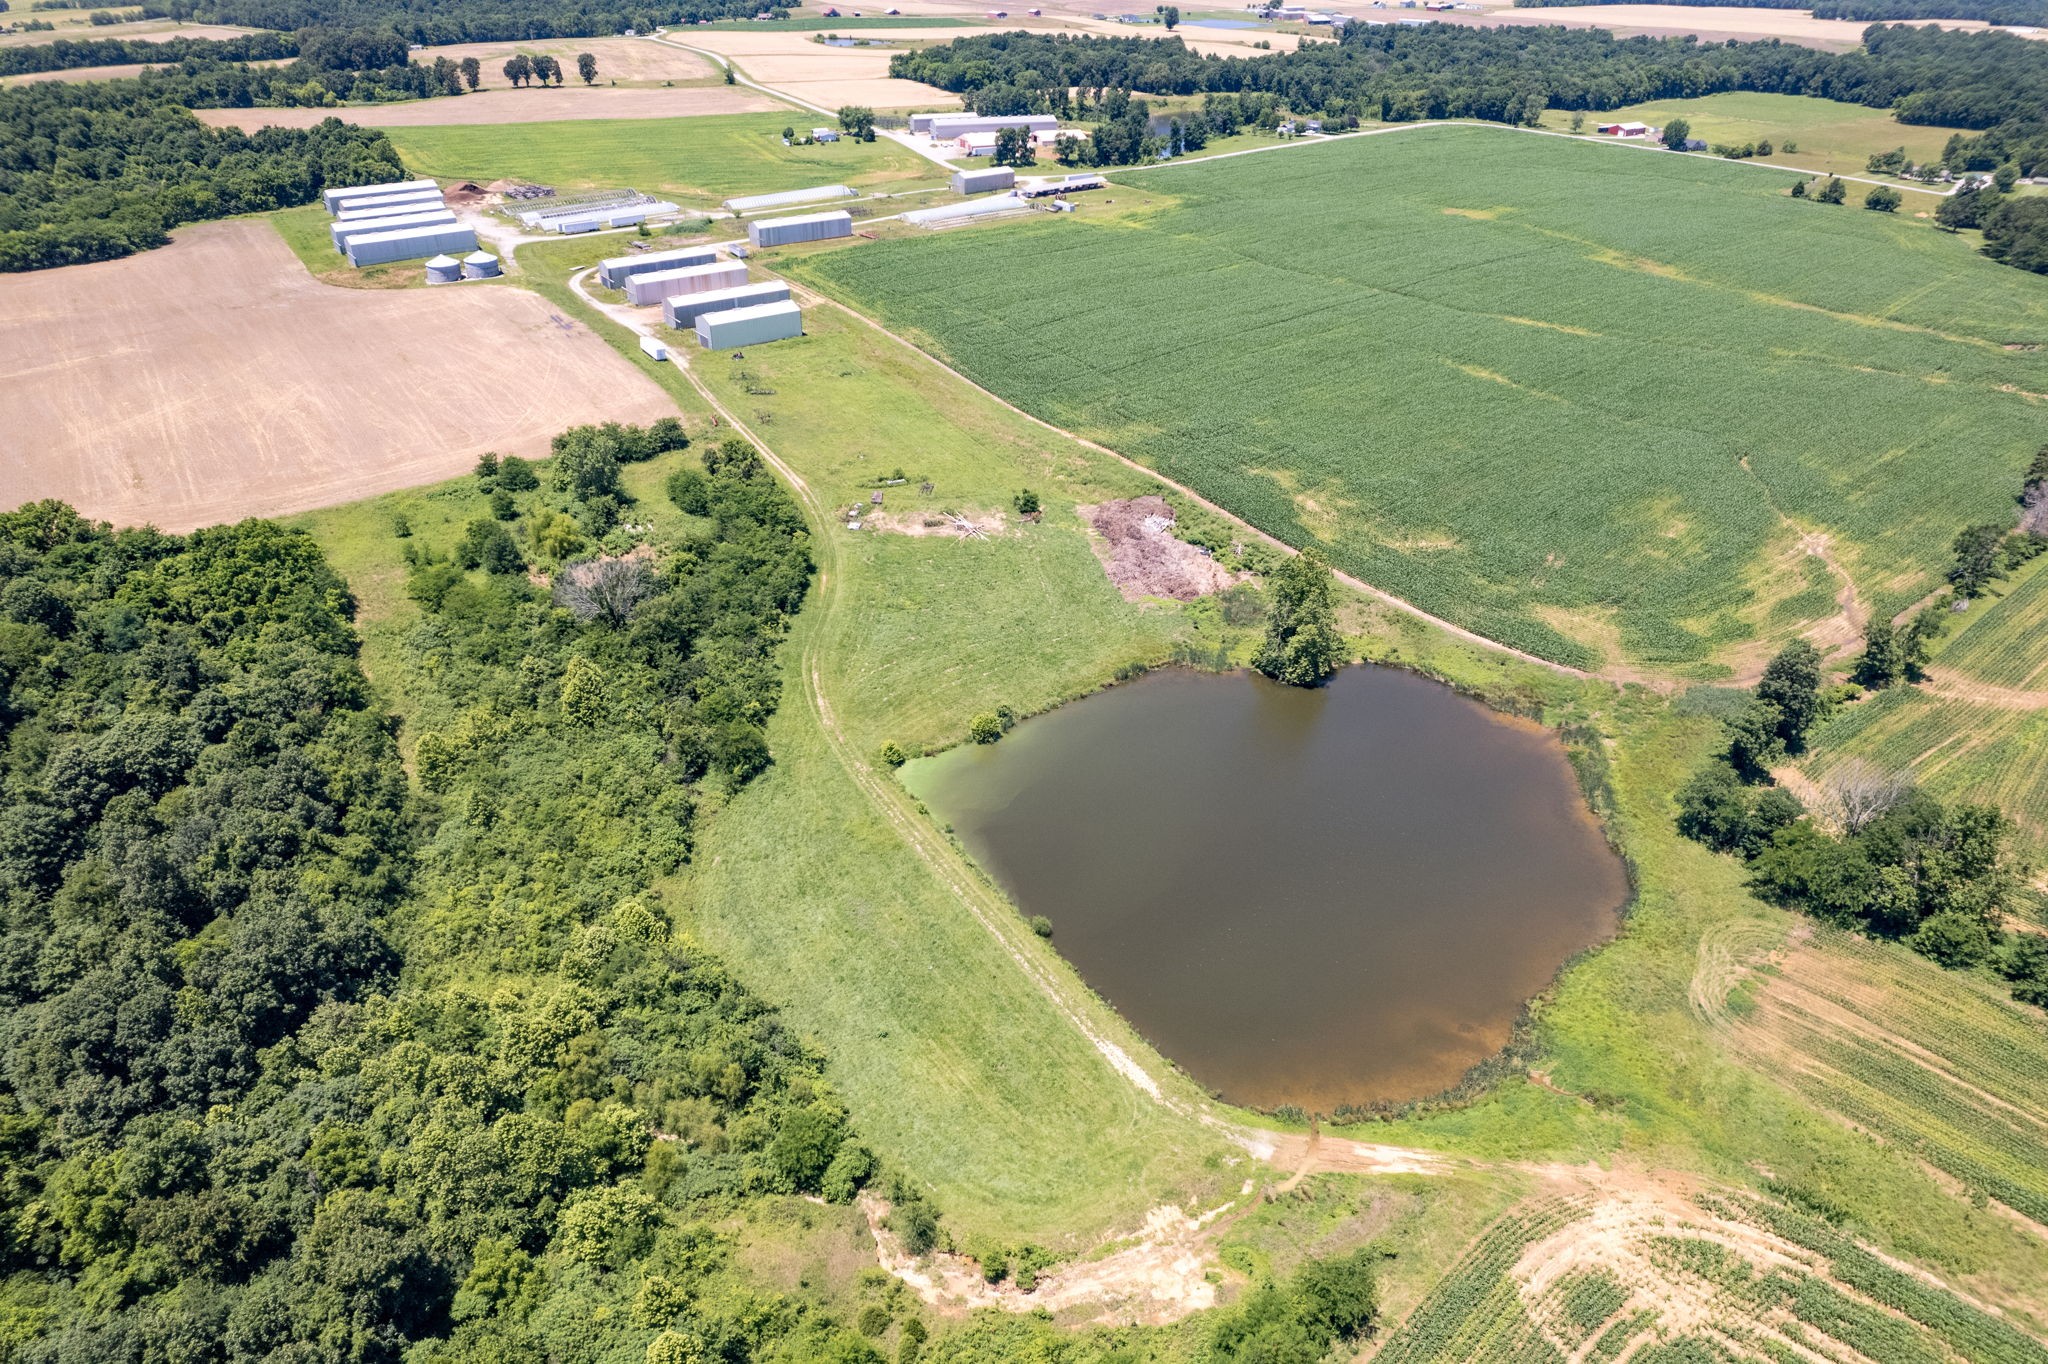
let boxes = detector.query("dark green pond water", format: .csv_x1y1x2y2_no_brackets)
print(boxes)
902,666,1629,1112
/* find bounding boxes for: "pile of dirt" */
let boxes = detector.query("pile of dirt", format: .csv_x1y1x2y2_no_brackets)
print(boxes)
1081,496,1241,602
442,181,489,207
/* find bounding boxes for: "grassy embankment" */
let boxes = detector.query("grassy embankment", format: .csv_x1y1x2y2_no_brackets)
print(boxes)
789,123,2048,676
388,111,943,207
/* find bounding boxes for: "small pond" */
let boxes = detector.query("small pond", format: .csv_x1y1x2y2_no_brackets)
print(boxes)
903,666,1629,1112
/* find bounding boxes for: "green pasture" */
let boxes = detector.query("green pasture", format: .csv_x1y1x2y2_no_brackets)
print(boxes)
789,124,2048,672
1537,91,1966,183
1931,554,2048,690
388,112,938,205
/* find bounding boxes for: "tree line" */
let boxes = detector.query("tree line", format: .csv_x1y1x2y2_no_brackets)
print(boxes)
0,80,401,271
890,22,2048,136
136,0,777,45
1514,0,2048,30
0,28,296,77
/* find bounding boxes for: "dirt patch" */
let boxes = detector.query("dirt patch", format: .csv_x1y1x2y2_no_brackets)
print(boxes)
0,219,673,531
1080,496,1241,602
858,506,1007,538
194,85,780,131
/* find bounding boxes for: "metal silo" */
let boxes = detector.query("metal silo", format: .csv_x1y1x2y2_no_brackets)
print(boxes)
462,251,502,280
424,254,463,285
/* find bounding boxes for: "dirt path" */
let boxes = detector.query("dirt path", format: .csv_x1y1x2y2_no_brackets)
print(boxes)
1920,667,2048,711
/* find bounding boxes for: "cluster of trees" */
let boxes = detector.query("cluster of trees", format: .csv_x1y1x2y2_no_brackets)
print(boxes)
1254,549,1345,686
0,81,401,271
1516,0,2047,26
836,104,878,140
0,28,294,75
137,0,775,45
0,436,889,1355
1675,643,2047,1003
890,23,2048,134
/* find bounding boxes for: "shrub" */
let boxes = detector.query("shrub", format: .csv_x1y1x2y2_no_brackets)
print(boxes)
877,741,908,767
1028,915,1054,938
968,712,1004,744
1865,186,1903,212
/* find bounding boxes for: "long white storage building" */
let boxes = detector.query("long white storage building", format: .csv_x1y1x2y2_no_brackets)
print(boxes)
334,188,444,219
696,299,802,350
723,184,855,214
904,194,1026,228
325,179,440,213
597,245,719,290
346,223,479,268
662,280,791,330
624,259,749,306
331,209,458,253
543,200,679,234
923,113,1057,139
748,210,853,249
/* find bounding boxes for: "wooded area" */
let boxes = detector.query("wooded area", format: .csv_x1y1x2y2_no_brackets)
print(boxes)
1513,0,2048,30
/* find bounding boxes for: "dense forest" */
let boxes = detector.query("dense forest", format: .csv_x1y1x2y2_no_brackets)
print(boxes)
0,79,401,271
136,0,783,44
1513,0,2048,31
0,430,878,1359
0,30,297,77
891,23,2048,132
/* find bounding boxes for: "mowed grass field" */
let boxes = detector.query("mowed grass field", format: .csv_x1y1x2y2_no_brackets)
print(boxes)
790,124,2048,673
389,112,936,203
1536,91,1965,181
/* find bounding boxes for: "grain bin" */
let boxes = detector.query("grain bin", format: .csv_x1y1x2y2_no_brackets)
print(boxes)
624,260,748,306
597,245,719,290
662,280,791,330
461,251,501,279
747,211,853,249
696,299,802,350
346,223,479,269
424,254,463,284
950,166,1017,195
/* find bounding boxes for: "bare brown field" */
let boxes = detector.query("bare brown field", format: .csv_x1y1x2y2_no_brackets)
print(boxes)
0,19,256,46
662,31,963,107
196,85,782,131
0,220,673,532
415,35,717,85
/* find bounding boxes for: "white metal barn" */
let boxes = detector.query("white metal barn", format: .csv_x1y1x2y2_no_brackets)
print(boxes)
330,209,458,252
543,201,679,234
661,280,791,330
323,178,439,213
951,166,1016,195
334,190,445,220
723,185,854,214
695,299,802,350
925,113,1056,139
346,223,479,268
747,210,853,249
596,245,719,290
624,260,749,306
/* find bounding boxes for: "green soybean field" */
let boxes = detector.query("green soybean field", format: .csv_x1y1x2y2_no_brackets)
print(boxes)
791,125,2048,672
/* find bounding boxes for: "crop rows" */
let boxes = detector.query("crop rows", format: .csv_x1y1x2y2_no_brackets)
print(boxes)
796,125,2048,670
1935,560,2048,690
1810,691,2048,854
1372,1198,1583,1364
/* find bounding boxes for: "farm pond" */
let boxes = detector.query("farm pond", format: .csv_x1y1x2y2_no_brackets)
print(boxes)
902,665,1629,1112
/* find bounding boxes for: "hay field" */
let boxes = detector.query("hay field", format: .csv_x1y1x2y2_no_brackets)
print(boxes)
0,18,254,45
196,85,781,131
666,31,964,108
0,220,672,532
1442,0,2013,48
792,124,2048,673
1537,91,1968,179
388,112,937,202
414,35,718,86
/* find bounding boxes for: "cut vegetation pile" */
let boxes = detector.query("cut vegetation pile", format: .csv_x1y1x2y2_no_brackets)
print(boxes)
1082,495,1241,601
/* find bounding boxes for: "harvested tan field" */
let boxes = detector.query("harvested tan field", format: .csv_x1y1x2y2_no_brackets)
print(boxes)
0,220,673,532
416,35,717,85
1440,0,2014,48
195,85,782,130
663,32,961,107
0,19,256,46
